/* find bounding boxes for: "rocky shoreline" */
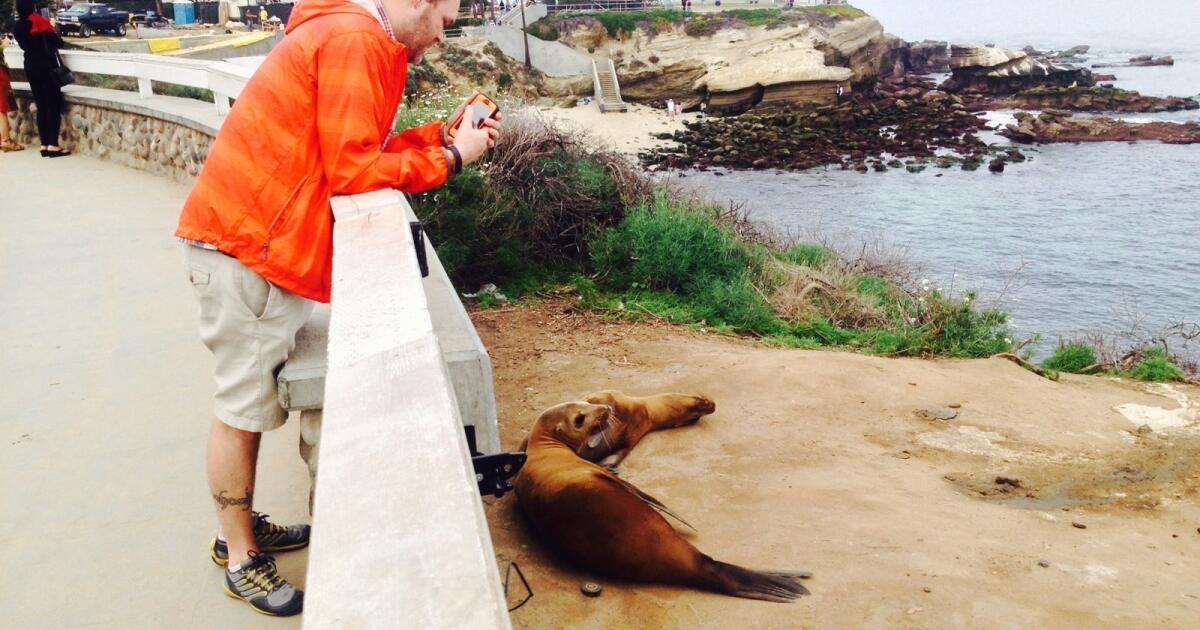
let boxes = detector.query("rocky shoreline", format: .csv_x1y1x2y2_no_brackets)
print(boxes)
637,38,1199,173
1001,110,1200,145
641,76,1008,172
970,86,1199,114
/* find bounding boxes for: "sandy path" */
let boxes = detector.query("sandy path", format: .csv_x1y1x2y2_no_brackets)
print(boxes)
474,301,1200,629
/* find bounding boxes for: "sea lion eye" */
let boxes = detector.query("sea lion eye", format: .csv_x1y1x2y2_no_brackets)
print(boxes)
574,414,585,428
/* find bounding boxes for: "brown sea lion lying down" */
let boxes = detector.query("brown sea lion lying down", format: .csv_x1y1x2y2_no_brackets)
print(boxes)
519,391,717,468
514,401,811,602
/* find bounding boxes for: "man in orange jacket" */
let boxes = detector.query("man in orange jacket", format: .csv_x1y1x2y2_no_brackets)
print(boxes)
175,0,499,616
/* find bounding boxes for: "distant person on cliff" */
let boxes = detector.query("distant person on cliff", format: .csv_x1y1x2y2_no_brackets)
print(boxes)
175,0,499,617
13,0,70,157
835,83,844,105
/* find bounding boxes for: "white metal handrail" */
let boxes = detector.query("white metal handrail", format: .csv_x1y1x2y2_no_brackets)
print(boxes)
2,47,254,115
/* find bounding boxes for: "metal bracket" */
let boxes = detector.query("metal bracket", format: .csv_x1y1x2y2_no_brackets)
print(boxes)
410,221,429,278
466,426,526,498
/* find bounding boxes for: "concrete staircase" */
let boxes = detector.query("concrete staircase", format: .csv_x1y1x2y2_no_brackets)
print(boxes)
593,59,628,113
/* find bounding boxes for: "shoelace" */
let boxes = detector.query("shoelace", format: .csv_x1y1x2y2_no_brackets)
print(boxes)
252,512,288,536
243,551,287,593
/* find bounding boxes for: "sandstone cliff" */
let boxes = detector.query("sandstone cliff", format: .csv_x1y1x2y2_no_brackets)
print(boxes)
543,12,902,114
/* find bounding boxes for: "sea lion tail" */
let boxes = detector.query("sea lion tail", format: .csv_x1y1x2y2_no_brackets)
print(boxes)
699,558,812,602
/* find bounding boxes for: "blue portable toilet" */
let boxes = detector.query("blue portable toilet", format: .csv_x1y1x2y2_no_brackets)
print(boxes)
173,0,195,25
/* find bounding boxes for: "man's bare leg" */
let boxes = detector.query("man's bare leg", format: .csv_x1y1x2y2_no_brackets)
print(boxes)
208,418,261,567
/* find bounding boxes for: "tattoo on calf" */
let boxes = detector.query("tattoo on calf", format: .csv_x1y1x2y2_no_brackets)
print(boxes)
213,488,253,511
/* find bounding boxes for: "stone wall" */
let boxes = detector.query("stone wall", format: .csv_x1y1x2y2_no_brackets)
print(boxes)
8,91,213,183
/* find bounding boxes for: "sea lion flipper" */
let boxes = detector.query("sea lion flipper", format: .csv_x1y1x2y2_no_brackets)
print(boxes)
602,473,697,532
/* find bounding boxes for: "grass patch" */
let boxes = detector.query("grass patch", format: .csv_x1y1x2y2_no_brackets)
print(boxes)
799,4,867,19
1042,342,1097,373
723,8,785,28
1130,347,1185,382
555,9,685,37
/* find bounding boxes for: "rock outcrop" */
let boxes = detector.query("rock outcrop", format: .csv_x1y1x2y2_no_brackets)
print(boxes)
1000,110,1200,144
978,86,1199,113
1093,54,1174,69
940,44,1094,95
543,13,902,113
903,40,951,73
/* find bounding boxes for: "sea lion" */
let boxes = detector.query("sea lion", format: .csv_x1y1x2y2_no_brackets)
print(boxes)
514,401,811,602
578,390,716,467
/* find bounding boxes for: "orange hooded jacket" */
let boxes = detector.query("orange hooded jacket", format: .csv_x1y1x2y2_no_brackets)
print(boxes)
175,0,449,303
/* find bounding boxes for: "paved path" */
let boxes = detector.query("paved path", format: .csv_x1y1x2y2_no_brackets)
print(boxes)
0,150,309,628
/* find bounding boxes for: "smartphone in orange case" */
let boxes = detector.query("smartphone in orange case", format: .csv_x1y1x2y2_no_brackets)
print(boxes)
447,93,500,139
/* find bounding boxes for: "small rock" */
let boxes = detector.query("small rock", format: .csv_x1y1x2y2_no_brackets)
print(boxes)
1136,424,1153,436
580,582,603,597
906,607,923,615
915,407,959,421
988,158,1006,173
948,403,962,409
922,587,932,593
995,476,1022,489
1072,521,1087,529
1037,559,1051,568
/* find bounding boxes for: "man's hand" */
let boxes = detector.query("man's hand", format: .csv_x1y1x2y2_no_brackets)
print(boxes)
441,91,479,146
451,109,502,168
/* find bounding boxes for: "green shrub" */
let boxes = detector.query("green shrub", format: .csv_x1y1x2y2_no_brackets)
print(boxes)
684,16,717,37
1129,347,1185,382
1042,342,1097,373
590,195,751,293
526,22,560,41
564,9,684,37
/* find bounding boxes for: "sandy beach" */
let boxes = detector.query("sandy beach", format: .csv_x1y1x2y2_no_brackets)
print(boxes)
537,102,698,159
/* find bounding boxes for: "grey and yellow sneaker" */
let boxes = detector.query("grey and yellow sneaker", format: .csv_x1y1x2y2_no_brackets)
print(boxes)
210,512,311,566
223,551,304,617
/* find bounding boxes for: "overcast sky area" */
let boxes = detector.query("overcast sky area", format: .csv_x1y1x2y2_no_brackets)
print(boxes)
852,0,1200,51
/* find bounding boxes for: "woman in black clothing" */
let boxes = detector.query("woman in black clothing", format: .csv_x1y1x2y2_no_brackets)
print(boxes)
14,0,70,157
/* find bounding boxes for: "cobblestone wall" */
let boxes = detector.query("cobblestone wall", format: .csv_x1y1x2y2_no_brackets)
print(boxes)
8,94,213,183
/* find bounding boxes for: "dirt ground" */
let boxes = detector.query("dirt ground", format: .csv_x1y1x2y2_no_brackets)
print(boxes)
473,300,1200,629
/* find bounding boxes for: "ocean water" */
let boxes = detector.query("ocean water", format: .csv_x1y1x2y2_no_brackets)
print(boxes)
680,0,1200,359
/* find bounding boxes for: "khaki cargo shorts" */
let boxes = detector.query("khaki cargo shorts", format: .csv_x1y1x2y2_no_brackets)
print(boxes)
184,245,313,432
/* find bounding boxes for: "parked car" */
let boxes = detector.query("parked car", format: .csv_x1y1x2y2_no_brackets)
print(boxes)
130,10,170,28
56,3,130,38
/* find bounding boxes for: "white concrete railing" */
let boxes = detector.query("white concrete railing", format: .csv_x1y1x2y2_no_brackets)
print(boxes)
307,190,510,629
498,1,547,27
2,48,253,116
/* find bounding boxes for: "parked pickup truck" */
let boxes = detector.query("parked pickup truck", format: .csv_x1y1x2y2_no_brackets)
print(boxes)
56,3,130,38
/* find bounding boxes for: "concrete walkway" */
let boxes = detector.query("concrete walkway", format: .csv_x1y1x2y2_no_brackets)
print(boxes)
0,150,309,628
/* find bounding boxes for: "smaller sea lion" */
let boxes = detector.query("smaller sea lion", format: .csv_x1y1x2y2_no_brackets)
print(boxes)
515,401,811,602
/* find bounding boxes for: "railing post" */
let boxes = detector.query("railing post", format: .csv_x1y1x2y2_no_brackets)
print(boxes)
137,77,154,98
214,93,232,115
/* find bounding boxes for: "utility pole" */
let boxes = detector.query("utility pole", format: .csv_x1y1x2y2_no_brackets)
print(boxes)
520,0,530,69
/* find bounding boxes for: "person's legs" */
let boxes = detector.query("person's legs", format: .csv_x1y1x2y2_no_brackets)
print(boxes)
186,245,310,616
29,76,52,149
45,86,63,150
207,418,262,566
